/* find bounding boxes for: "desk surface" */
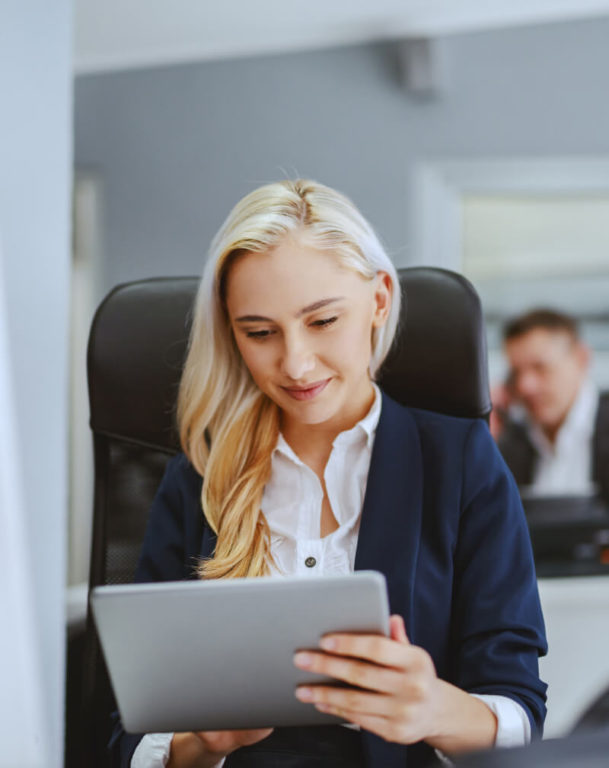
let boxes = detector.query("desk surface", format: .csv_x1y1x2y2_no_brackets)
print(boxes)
537,575,609,737
536,561,609,578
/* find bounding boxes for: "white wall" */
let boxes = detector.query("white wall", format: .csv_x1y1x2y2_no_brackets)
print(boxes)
74,17,609,291
0,1,72,766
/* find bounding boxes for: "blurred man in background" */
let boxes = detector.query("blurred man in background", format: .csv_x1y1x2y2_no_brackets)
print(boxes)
491,309,609,501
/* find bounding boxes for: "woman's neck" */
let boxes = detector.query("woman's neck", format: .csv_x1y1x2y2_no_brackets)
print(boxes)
280,382,376,473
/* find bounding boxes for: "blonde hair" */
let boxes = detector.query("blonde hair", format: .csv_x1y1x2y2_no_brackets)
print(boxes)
178,179,401,579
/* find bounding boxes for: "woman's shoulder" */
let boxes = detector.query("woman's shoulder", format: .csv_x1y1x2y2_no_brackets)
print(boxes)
135,452,206,582
380,388,485,442
160,451,203,498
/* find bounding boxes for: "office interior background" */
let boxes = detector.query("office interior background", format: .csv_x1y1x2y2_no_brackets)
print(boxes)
3,2,609,766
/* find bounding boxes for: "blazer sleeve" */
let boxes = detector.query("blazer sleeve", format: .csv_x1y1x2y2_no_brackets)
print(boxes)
108,453,205,768
452,419,548,737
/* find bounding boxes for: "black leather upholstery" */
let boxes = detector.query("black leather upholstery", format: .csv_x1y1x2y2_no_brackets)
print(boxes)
88,276,195,452
381,267,490,419
79,267,490,767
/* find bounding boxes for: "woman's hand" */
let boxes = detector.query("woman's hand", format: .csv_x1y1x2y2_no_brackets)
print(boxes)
168,728,273,768
293,615,497,755
293,615,440,744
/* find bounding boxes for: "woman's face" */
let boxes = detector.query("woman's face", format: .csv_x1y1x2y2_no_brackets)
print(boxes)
224,234,391,435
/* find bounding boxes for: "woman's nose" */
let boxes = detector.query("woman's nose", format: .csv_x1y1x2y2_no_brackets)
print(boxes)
281,335,315,381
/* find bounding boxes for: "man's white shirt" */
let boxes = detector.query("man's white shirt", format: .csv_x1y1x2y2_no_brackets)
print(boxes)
525,378,599,496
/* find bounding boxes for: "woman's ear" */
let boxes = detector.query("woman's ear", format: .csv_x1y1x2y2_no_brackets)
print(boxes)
371,271,392,328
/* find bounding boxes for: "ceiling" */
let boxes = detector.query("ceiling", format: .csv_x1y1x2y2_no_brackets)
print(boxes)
74,0,609,75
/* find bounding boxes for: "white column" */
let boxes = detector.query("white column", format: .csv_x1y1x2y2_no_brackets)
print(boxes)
0,2,73,766
0,241,49,764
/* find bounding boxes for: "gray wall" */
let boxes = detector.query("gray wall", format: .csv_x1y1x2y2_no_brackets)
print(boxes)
0,0,72,765
74,16,609,291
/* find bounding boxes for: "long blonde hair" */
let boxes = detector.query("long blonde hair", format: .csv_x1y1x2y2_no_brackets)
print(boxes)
178,179,401,579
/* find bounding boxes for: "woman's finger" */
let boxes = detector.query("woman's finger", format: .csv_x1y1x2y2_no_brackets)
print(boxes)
389,614,409,643
313,703,418,745
295,683,398,718
315,630,415,670
194,728,273,753
294,650,404,694
298,683,429,743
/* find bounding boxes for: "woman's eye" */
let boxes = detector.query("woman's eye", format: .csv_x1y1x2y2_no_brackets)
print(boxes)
311,316,338,329
246,329,273,340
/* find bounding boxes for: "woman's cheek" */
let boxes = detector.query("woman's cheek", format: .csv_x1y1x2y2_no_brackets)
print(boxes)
235,341,270,382
336,324,373,367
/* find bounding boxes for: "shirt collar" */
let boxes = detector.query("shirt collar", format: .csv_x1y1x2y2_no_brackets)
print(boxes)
334,381,382,451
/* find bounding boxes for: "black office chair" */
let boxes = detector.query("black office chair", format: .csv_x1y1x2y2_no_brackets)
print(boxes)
76,267,491,767
454,728,609,768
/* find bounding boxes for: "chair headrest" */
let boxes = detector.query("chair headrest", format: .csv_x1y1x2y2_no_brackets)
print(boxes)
380,267,490,419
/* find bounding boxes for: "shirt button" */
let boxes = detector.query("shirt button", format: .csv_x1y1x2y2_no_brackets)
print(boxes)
305,556,317,568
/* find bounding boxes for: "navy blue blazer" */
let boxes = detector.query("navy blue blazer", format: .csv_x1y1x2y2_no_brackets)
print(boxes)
111,391,547,768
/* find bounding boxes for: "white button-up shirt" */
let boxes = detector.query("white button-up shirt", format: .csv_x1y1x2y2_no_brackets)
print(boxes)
262,383,380,578
132,385,529,767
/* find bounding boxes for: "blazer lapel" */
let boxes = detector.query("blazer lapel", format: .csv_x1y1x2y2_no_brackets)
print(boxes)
355,392,423,768
355,391,423,634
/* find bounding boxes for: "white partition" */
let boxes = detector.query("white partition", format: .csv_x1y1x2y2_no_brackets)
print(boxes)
0,1,72,765
0,241,48,765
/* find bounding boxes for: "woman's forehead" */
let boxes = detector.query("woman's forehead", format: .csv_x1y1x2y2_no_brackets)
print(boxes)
224,240,369,312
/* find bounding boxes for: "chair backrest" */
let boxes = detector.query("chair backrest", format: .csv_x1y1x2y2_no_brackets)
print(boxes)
82,267,490,765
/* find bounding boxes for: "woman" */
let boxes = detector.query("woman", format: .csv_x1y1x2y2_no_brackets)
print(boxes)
112,179,547,768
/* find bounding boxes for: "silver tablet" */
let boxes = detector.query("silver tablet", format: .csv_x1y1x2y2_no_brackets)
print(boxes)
91,571,390,733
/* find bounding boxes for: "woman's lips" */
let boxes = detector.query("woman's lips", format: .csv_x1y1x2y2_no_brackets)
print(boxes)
281,379,331,401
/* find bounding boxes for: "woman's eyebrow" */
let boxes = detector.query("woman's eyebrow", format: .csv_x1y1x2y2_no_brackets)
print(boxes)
235,297,345,323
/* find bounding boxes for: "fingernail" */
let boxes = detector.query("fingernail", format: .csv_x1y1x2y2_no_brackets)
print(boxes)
294,652,313,668
319,637,336,651
295,687,313,701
